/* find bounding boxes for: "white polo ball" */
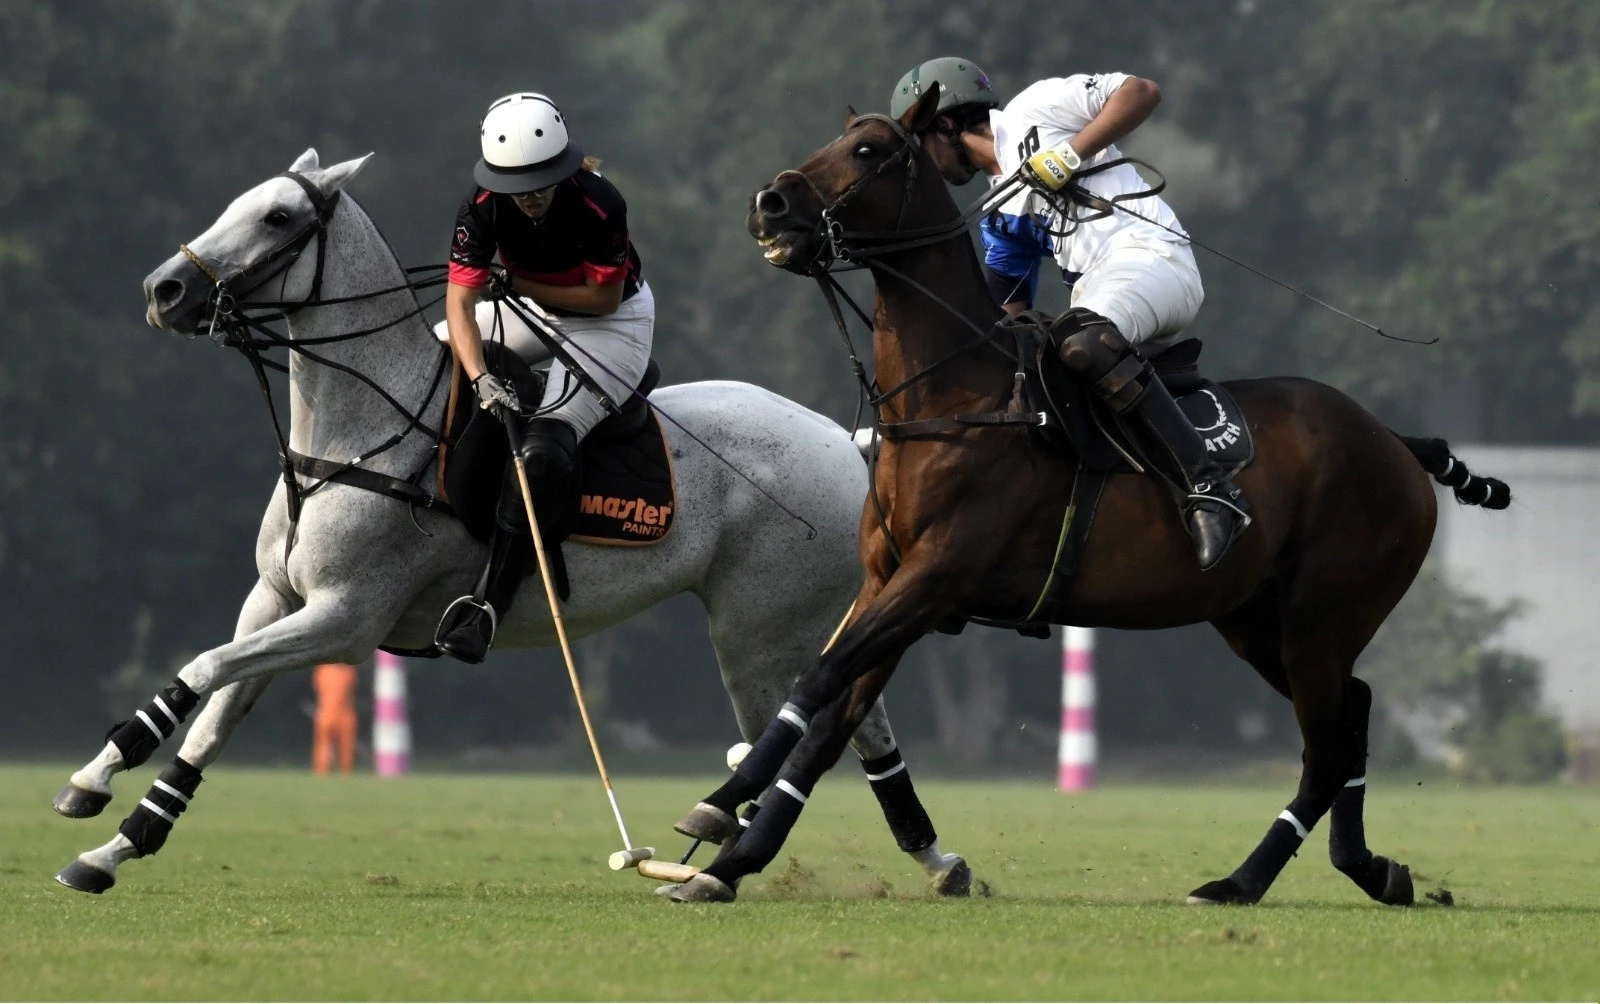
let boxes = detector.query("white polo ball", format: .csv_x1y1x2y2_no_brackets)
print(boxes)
726,742,753,771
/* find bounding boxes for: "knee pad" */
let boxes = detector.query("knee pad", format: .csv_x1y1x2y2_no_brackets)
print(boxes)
518,418,577,476
1052,310,1151,413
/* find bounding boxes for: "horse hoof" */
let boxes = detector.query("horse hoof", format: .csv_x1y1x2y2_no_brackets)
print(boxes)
652,883,684,897
1186,877,1260,905
1374,856,1414,907
931,856,972,897
53,784,112,819
55,859,116,894
669,873,737,903
673,802,739,844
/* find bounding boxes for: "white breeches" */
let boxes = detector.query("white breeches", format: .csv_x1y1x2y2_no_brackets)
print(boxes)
1070,238,1203,351
435,283,656,438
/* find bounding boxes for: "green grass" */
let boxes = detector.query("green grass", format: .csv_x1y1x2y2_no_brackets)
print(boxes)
2,765,1598,1000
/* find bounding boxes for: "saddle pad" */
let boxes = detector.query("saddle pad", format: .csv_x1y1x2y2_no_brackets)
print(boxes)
1176,382,1252,475
570,410,676,546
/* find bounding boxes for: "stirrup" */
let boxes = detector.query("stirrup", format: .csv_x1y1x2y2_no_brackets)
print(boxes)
1185,483,1254,529
434,594,498,649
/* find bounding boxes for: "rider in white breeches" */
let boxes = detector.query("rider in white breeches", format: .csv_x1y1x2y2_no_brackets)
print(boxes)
888,58,1249,571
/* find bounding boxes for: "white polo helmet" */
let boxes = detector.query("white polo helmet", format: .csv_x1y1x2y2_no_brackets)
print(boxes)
474,92,584,193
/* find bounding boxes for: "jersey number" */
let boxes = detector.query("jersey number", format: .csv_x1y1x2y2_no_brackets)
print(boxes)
1016,126,1040,164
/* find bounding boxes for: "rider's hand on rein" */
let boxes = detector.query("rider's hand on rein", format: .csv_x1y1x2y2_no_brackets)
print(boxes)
1023,145,1082,193
473,372,520,415
488,264,513,300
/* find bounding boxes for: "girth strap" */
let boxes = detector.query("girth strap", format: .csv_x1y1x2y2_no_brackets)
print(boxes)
287,449,455,516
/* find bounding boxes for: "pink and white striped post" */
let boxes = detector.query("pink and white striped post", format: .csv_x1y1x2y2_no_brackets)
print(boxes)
1058,625,1096,791
373,650,411,777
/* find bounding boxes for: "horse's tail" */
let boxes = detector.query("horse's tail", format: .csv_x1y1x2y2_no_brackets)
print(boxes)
1392,432,1511,510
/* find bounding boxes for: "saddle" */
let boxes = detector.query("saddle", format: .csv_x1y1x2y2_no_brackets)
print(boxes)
924,314,1255,640
438,345,676,548
1012,315,1254,478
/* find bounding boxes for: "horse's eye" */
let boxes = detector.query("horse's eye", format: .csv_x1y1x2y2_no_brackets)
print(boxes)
854,144,877,159
264,209,291,227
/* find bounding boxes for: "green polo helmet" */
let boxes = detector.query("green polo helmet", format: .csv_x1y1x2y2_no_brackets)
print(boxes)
888,57,999,120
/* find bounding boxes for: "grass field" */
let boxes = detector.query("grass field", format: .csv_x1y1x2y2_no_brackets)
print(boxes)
2,765,1598,1000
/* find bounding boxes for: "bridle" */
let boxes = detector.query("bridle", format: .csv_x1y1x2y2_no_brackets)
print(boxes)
178,172,454,563
180,171,342,318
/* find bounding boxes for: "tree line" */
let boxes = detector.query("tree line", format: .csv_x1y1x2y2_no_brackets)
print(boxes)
2,0,1587,768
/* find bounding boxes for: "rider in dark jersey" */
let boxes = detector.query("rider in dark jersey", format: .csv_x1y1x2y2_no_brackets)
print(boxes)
435,92,654,662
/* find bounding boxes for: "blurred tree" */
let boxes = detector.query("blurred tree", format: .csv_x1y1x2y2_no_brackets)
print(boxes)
1360,564,1565,781
3,0,1591,766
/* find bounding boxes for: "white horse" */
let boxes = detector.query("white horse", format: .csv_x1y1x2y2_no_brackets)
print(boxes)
51,149,969,897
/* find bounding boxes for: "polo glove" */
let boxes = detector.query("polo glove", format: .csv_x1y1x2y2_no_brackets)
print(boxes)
1022,145,1083,192
473,372,520,415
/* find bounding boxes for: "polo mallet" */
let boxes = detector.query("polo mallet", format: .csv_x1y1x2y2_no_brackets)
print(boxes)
636,740,755,887
499,408,653,873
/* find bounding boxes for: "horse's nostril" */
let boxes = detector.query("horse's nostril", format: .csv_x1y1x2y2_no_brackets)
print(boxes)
755,189,789,218
154,278,185,308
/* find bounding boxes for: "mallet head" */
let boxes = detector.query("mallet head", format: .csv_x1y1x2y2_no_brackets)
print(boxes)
608,846,655,871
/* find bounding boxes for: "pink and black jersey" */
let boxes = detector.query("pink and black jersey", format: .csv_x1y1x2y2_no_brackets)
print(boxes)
448,169,643,316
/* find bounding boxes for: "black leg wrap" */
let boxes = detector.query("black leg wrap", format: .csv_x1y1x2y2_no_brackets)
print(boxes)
117,757,203,857
1230,799,1318,897
862,749,937,853
704,769,814,884
107,678,200,769
704,698,817,815
1330,677,1374,875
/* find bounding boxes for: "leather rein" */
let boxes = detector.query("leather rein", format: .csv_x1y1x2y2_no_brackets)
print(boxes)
181,170,455,563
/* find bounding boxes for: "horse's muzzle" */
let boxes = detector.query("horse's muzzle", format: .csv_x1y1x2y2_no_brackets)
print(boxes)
142,256,211,333
747,186,820,272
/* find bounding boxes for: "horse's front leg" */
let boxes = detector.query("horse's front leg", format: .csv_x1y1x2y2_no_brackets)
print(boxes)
675,663,899,903
672,556,953,902
54,676,275,894
52,583,382,894
53,579,292,819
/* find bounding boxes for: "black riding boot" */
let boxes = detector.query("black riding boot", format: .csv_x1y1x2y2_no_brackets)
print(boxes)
1052,309,1251,571
1123,376,1251,570
435,520,534,664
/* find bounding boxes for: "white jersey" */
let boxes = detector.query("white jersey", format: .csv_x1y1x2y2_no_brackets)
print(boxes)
990,73,1189,276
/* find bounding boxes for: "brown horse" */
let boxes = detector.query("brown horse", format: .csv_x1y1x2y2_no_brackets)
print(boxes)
668,85,1509,906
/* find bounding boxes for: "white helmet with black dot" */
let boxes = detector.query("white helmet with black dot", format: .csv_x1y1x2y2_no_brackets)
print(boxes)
474,92,584,193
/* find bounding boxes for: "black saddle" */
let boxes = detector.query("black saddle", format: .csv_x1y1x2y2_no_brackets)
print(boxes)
1015,319,1254,477
441,347,662,545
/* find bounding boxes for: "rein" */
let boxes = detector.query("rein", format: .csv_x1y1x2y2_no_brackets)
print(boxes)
181,176,456,562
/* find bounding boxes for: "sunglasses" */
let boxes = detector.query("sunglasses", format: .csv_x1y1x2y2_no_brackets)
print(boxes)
511,184,558,201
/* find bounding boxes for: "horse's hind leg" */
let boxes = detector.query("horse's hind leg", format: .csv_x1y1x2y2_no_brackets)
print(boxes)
849,699,970,895
1326,676,1414,905
55,677,274,894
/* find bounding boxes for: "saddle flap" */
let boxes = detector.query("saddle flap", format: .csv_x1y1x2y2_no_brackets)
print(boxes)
438,352,675,547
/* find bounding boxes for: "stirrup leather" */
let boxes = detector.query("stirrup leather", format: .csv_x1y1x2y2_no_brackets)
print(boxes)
435,594,498,648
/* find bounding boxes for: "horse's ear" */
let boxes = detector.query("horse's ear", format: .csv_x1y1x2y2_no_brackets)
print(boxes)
845,104,858,128
289,148,320,173
307,153,374,196
898,82,943,134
